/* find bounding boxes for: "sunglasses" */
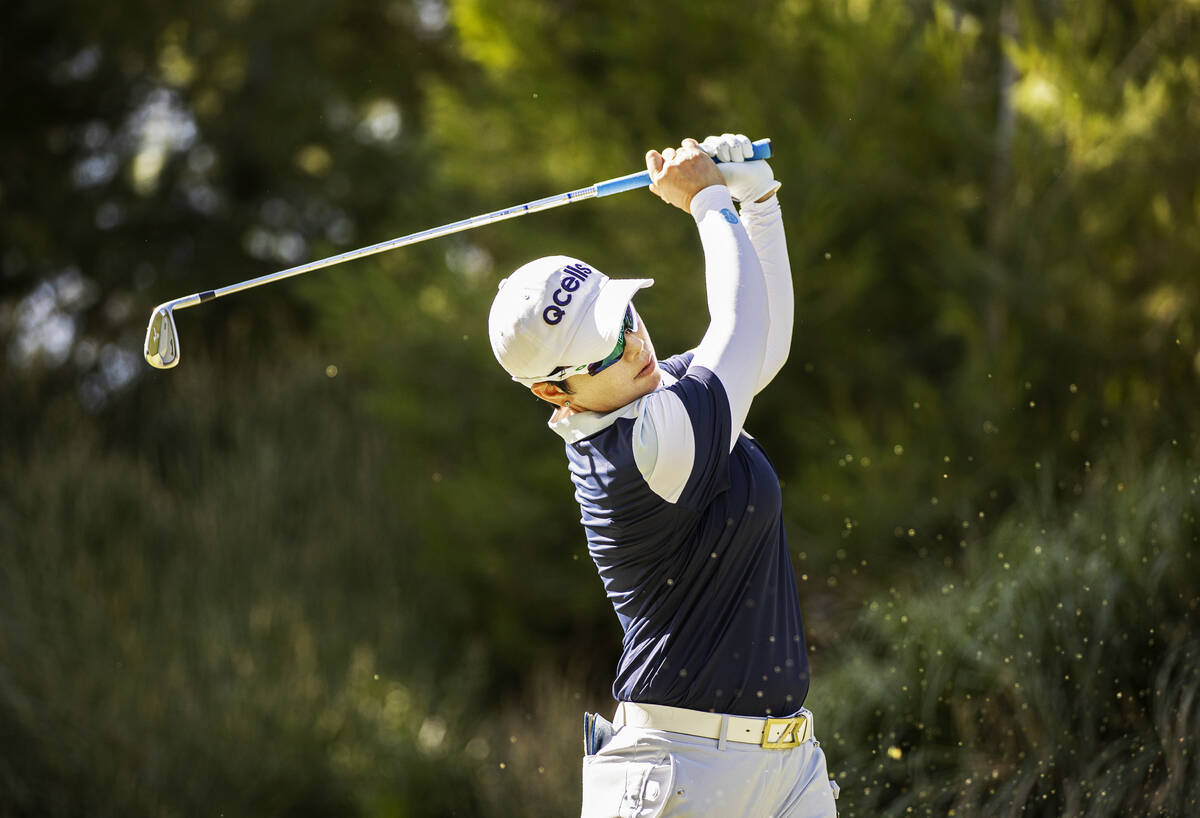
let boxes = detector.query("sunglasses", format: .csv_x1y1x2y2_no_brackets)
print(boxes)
549,305,639,381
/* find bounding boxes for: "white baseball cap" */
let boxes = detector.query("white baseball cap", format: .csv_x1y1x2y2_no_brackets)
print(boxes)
488,255,653,385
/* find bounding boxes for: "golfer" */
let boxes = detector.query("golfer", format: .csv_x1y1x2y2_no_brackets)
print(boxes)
488,134,838,817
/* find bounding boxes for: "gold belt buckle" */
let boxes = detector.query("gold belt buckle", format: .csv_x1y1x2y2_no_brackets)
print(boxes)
761,715,806,749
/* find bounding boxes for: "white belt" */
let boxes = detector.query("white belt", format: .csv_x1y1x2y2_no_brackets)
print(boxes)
614,702,814,750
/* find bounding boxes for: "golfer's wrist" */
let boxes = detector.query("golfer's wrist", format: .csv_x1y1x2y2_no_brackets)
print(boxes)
689,184,735,222
740,191,782,217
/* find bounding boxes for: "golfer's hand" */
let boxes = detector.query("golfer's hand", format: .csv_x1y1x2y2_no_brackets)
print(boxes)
699,133,781,203
646,138,726,213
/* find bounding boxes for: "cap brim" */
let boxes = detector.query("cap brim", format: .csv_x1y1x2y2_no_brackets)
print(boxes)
573,277,654,363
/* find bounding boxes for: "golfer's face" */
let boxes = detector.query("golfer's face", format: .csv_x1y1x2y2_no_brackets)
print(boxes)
564,311,661,412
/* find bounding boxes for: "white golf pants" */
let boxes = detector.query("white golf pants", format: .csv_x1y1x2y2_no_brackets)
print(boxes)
581,710,839,817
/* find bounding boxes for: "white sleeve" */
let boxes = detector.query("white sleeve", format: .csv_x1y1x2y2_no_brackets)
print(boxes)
631,390,695,504
740,195,793,392
688,185,769,451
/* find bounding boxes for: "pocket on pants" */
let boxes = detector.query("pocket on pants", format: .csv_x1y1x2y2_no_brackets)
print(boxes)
581,751,676,818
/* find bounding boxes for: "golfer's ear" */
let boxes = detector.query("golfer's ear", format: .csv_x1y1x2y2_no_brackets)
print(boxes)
530,381,569,406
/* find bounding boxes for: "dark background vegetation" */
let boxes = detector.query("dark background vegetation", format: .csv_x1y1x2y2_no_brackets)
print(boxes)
2,0,1199,815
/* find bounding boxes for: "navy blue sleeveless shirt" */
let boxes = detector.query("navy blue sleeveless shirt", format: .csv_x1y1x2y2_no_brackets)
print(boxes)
551,352,810,717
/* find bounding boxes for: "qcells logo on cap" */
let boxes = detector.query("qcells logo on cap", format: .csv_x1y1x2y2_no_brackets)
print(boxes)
542,263,595,325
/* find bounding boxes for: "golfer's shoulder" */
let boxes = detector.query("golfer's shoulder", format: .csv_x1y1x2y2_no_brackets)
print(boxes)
658,351,694,380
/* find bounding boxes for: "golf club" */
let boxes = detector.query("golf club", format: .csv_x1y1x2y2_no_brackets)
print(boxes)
144,138,773,369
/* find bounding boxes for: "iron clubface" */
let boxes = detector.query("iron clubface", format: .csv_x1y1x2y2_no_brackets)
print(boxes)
144,303,180,369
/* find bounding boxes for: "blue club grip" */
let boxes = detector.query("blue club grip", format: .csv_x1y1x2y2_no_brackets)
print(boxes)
595,138,773,198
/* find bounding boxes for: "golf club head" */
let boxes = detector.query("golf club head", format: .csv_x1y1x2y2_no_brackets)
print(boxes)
144,303,180,369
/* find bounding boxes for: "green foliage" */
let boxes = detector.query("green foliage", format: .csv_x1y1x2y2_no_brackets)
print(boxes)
1,348,534,816
810,450,1200,816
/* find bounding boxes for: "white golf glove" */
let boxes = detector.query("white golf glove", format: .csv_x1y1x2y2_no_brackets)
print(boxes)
699,132,781,203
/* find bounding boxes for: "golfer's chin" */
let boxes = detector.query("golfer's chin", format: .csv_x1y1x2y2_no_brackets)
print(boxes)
635,352,659,381
628,363,662,402
641,365,662,391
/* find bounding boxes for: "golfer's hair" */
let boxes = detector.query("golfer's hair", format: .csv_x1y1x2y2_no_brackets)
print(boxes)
538,369,574,395
538,377,573,395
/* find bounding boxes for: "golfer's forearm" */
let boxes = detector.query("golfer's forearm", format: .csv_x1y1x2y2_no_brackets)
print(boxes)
689,185,769,448
740,195,793,390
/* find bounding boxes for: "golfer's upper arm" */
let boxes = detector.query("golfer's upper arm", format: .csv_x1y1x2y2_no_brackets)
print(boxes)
631,390,695,504
741,195,793,392
687,185,770,450
631,369,732,506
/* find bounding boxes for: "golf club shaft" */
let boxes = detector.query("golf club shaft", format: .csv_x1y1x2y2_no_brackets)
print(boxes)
162,138,772,314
